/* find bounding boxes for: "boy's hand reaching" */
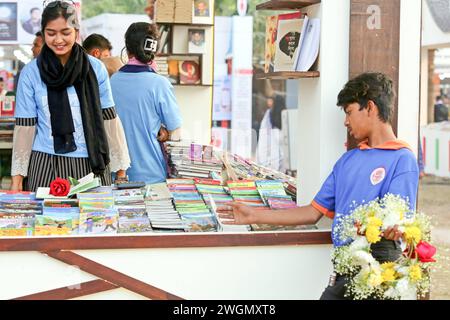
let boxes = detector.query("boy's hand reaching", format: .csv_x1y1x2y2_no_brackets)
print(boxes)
217,202,255,225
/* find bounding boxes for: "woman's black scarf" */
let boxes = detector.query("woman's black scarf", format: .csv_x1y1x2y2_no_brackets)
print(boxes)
37,43,110,175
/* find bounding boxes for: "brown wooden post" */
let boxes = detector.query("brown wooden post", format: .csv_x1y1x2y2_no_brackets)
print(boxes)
349,0,401,149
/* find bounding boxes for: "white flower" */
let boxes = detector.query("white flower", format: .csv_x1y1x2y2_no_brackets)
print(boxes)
382,212,403,229
349,237,370,252
352,250,376,265
395,278,417,300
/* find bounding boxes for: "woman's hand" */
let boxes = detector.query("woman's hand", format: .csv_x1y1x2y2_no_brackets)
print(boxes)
217,202,256,225
10,175,24,192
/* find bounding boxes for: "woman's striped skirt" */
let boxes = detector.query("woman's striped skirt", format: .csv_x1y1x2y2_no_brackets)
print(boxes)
25,151,112,191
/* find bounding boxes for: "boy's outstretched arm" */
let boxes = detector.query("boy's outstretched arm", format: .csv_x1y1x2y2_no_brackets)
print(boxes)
217,202,323,226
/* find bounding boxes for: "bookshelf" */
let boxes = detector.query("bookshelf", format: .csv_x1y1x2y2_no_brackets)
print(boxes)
256,70,320,79
258,1,321,79
154,0,215,145
256,0,321,10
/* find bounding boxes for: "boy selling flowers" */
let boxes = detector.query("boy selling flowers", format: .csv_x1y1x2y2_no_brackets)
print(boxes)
218,72,432,300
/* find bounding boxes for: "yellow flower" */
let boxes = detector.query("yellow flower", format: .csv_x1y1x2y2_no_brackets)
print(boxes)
381,262,396,270
366,225,381,244
381,268,396,282
409,264,422,282
404,226,422,244
367,217,383,228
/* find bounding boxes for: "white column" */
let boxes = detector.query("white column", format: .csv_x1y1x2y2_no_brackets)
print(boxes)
397,0,422,156
297,0,350,205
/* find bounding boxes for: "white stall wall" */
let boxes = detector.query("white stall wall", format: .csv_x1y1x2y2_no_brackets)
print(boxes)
0,245,333,300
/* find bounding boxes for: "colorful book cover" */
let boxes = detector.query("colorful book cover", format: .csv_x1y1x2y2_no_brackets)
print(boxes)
265,15,279,73
78,209,118,235
273,12,304,72
179,60,201,85
35,215,73,236
0,213,35,237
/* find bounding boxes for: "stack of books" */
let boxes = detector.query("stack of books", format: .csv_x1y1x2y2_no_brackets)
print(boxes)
0,191,41,236
256,180,297,209
226,153,297,202
78,187,118,235
167,142,223,180
194,179,233,208
154,56,169,75
227,180,266,208
167,178,217,232
144,182,185,232
113,188,152,234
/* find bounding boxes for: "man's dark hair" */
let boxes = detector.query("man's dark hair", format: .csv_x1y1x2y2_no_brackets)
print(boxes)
82,33,112,52
337,72,395,123
35,31,43,38
30,7,40,14
436,95,442,102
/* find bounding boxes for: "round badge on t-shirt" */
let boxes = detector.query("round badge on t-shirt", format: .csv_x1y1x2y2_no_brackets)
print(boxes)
370,167,386,185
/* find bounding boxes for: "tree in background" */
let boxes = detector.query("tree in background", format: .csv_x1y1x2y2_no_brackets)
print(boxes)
216,0,270,67
82,0,148,19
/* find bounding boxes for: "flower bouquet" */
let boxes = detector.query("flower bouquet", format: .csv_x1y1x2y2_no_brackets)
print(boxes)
332,193,436,300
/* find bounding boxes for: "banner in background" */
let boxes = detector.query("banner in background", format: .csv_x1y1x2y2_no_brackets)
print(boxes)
0,0,81,44
231,16,253,159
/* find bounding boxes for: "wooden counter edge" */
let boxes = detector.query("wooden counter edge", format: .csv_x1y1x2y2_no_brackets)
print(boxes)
0,230,332,251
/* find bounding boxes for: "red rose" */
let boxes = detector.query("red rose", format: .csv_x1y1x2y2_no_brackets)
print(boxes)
415,241,437,263
403,241,436,262
49,178,70,197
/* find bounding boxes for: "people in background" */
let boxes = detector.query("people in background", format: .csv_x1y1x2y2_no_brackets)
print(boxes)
10,0,130,191
218,72,419,300
82,33,112,59
22,7,41,35
256,94,286,172
110,22,182,184
31,31,44,58
434,95,449,122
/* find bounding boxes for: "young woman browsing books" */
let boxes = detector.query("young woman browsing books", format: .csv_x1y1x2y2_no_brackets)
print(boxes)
10,1,131,191
110,22,182,183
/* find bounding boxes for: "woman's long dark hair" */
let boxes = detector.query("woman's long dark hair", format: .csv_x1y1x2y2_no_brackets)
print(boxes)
270,95,286,130
41,1,80,31
125,22,159,64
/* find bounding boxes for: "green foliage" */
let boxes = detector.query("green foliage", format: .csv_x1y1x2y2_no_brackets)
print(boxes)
82,0,148,19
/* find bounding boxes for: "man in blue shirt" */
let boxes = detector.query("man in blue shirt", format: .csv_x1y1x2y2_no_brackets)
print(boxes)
218,72,419,299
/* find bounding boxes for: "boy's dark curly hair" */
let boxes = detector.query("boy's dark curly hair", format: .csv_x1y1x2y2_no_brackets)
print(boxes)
337,72,395,123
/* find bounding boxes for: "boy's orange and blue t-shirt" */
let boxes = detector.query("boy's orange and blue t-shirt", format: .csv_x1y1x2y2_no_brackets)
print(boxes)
311,140,419,247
